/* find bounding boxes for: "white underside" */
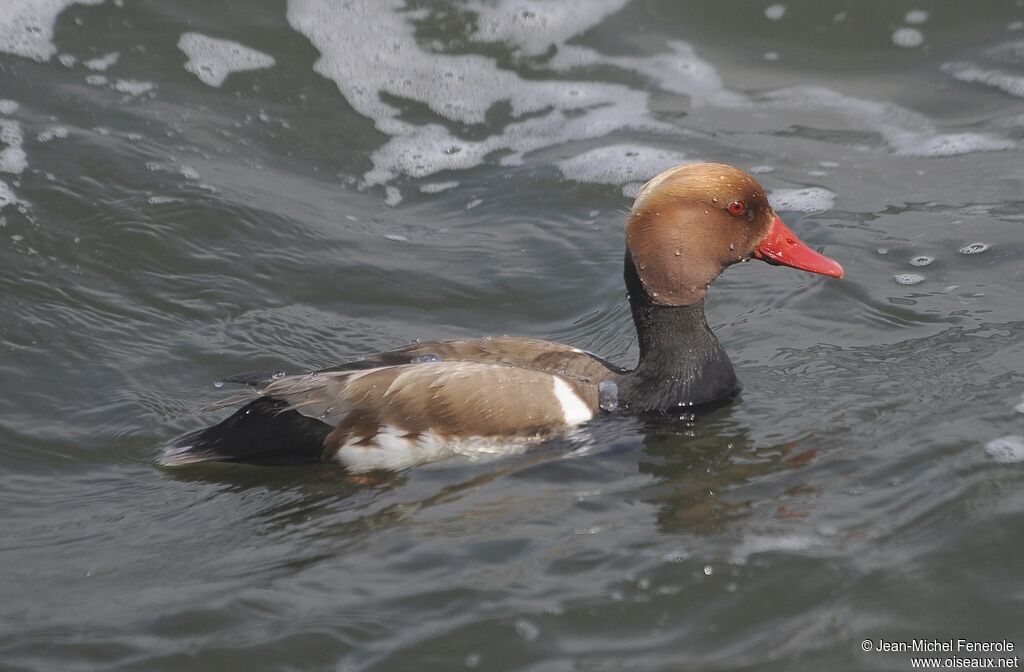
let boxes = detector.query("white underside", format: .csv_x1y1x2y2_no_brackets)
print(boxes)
335,427,545,473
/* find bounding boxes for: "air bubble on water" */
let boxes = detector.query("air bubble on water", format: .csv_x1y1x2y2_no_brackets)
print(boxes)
877,247,889,255
895,273,925,285
958,242,989,255
213,380,224,388
703,565,714,575
909,255,933,267
892,27,924,48
984,435,1024,463
412,353,442,363
905,10,929,24
272,370,286,380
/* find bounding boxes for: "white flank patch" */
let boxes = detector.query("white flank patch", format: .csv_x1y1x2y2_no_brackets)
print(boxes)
552,377,593,426
335,427,537,473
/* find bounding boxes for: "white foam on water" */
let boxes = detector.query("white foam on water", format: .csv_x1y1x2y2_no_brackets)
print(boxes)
759,86,1015,156
730,534,819,565
557,144,689,195
285,0,1016,191
894,273,925,285
83,51,118,71
0,179,15,208
764,4,786,20
468,0,630,57
987,40,1024,66
0,0,103,62
943,62,1024,99
769,186,835,212
892,27,924,48
984,436,1024,463
287,0,682,187
383,185,402,207
37,126,68,143
1014,396,1024,414
0,119,27,175
178,32,275,88
420,181,459,194
549,41,744,108
0,100,18,115
113,79,155,96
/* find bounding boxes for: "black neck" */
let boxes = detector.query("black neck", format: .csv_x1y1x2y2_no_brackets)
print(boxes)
618,252,739,413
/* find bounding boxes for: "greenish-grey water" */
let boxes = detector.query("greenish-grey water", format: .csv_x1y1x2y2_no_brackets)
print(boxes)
1,1,1023,670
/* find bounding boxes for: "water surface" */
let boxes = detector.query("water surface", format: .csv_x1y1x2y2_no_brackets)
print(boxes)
2,1,1024,670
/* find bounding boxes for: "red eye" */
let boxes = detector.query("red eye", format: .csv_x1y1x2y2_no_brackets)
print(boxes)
727,200,747,216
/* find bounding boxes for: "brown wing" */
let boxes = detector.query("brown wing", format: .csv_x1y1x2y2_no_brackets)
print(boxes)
239,361,597,463
317,336,620,384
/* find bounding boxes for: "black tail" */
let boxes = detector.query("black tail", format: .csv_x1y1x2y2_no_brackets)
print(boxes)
161,397,333,466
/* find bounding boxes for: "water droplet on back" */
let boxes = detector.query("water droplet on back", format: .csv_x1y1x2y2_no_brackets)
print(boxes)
272,370,286,380
412,353,442,364
598,380,619,412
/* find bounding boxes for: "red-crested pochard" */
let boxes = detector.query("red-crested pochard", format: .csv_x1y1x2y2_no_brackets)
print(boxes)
162,163,843,472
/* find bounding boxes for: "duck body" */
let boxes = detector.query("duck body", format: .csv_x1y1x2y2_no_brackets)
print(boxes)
162,163,843,472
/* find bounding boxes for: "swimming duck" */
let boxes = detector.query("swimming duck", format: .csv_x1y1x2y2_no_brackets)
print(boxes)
162,163,843,471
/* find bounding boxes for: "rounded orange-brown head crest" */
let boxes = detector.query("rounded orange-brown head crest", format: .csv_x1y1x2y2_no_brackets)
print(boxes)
626,162,842,306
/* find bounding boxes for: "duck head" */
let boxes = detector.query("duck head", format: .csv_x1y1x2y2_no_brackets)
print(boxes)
626,162,843,306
